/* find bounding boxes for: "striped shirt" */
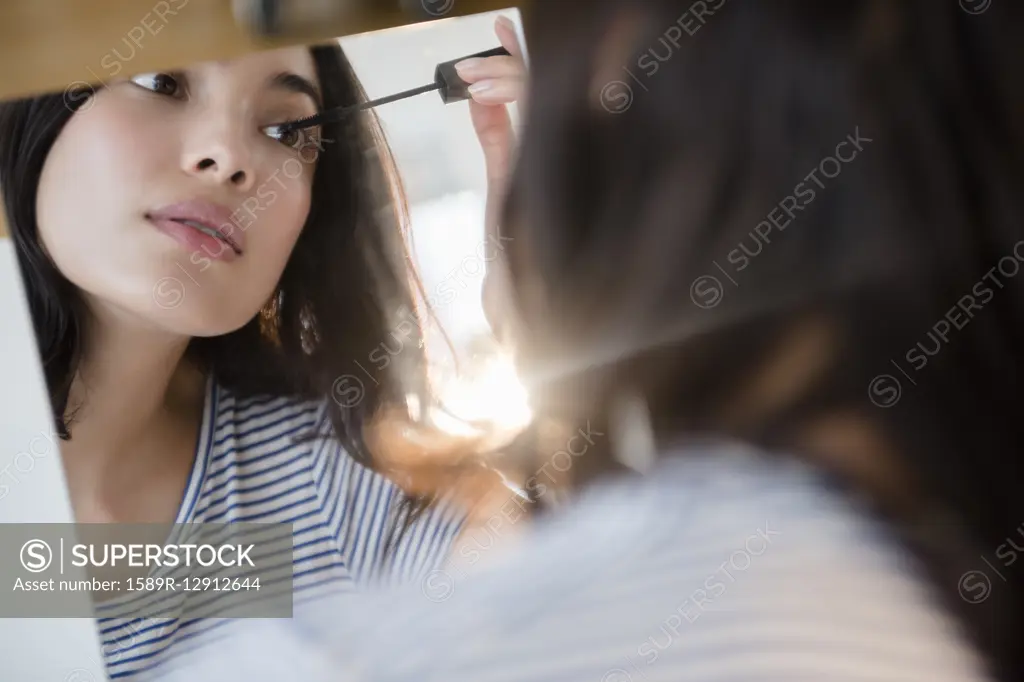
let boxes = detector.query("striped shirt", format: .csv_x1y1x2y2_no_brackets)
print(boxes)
96,377,465,681
160,443,991,682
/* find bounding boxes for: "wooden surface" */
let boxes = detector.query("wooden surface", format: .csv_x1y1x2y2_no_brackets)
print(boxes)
0,0,520,101
0,0,524,239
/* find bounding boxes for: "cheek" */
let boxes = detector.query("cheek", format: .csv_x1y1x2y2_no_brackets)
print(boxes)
35,95,171,278
247,168,313,271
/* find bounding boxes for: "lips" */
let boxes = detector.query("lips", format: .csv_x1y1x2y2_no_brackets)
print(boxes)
146,200,244,259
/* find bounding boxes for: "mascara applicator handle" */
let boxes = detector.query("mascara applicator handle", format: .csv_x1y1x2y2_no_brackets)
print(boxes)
434,46,511,104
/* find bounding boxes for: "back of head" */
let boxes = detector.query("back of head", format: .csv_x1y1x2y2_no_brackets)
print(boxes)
505,0,1024,676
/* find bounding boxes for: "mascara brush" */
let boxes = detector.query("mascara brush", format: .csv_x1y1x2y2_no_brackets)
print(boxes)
279,46,511,133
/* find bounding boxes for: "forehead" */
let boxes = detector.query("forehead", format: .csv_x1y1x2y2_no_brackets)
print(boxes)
194,45,319,89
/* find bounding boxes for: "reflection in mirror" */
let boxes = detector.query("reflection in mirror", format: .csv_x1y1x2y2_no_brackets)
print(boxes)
0,8,528,681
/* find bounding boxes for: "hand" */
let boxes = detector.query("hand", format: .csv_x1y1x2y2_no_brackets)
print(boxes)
455,14,527,341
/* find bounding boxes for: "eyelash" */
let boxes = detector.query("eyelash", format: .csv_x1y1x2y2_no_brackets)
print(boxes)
262,121,319,149
128,72,319,150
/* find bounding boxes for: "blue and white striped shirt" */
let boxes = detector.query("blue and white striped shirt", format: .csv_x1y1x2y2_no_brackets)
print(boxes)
96,378,465,681
160,443,991,682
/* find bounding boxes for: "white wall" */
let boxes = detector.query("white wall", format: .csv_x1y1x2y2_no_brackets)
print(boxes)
341,8,524,352
0,240,107,681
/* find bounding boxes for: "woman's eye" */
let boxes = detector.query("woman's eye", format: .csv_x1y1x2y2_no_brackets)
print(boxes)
263,123,322,151
263,124,304,148
130,72,184,98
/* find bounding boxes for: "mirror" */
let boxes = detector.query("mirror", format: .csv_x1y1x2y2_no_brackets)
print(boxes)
0,8,528,681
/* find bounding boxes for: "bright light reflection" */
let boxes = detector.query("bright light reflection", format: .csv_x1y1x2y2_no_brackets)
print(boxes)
430,351,533,438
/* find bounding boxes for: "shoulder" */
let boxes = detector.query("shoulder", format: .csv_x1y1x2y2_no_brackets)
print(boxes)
210,384,464,576
206,384,363,480
210,383,327,447
205,383,373,503
194,385,328,505
441,445,992,681
179,383,332,525
162,442,993,682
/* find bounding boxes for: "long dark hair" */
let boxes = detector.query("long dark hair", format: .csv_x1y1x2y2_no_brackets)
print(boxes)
505,0,1024,678
0,44,431,488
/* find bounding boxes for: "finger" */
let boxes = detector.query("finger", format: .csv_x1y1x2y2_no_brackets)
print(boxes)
467,78,525,105
469,101,515,183
494,14,523,59
455,55,523,83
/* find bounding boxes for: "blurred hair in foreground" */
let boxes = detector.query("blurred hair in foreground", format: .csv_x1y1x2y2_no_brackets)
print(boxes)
494,0,1024,678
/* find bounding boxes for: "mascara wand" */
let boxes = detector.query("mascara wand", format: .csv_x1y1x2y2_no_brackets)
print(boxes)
279,46,511,133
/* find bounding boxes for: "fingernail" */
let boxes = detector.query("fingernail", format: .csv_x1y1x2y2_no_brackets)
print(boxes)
468,80,493,95
455,58,483,76
496,15,514,31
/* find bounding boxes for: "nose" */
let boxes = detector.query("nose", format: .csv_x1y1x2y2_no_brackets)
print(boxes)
181,119,257,192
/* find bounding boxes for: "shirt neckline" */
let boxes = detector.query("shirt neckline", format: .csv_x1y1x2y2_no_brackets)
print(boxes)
173,374,216,525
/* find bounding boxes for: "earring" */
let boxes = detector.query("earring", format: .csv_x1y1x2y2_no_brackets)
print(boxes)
259,290,282,345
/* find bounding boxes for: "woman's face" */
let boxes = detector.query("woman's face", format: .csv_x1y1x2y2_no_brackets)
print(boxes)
35,47,324,336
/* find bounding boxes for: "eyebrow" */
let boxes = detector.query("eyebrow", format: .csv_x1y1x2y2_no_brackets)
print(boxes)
268,72,322,110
